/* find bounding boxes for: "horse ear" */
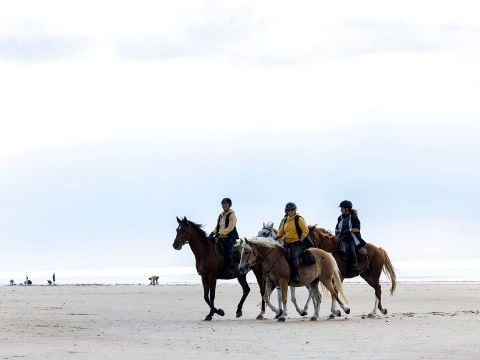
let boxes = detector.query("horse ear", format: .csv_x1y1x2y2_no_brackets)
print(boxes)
176,217,181,224
263,222,266,227
183,216,187,223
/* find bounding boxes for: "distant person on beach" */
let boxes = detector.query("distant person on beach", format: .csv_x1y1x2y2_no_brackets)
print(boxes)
9,279,15,286
25,275,32,286
335,200,367,272
52,273,56,285
210,197,239,277
149,276,159,285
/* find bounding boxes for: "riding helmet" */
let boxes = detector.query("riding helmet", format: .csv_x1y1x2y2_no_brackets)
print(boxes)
221,198,232,206
339,200,353,209
285,202,297,212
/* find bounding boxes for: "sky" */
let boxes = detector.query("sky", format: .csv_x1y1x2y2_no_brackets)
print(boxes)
1,1,479,272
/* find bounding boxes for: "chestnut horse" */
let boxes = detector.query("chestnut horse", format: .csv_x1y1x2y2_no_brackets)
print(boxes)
239,237,350,322
309,226,397,317
173,217,256,321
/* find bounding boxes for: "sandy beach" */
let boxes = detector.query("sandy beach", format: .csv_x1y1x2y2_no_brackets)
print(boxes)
0,282,479,359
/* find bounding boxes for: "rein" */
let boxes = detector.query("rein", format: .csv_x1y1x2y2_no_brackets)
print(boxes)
258,247,283,274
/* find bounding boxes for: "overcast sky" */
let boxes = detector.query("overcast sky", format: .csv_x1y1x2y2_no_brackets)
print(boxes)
1,1,479,272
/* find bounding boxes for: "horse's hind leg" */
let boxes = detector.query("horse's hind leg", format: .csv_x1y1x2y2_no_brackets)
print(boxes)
290,287,303,316
361,273,387,317
236,275,250,318
324,279,349,317
309,280,321,321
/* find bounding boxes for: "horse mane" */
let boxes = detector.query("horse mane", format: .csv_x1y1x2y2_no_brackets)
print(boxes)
185,219,208,239
247,237,283,249
309,225,337,240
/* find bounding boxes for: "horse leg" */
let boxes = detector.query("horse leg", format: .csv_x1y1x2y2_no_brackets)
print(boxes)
309,280,321,321
361,273,387,317
264,278,281,318
290,286,308,316
253,267,267,320
290,286,302,316
324,278,350,318
235,274,250,318
302,285,312,316
276,286,282,315
277,281,289,322
202,275,215,321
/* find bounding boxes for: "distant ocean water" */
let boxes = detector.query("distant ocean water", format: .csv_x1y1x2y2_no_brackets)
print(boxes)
1,259,479,286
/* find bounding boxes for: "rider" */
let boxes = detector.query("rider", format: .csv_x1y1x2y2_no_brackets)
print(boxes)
335,200,366,271
276,202,309,283
211,197,239,276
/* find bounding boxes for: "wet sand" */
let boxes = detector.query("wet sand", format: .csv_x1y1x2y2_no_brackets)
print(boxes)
0,282,479,359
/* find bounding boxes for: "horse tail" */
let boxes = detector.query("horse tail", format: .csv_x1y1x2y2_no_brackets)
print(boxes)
329,253,349,304
380,248,397,295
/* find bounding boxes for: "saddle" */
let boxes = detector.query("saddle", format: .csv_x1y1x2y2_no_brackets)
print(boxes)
297,251,316,268
284,247,316,268
213,238,240,264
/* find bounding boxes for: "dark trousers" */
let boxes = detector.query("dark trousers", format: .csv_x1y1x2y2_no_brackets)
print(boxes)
222,236,235,265
345,236,357,266
286,242,303,270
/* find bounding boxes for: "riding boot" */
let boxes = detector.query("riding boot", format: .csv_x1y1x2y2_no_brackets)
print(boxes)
225,257,236,277
291,260,300,283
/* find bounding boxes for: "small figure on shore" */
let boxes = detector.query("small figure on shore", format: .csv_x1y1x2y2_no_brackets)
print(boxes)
149,275,159,285
9,279,15,286
25,275,32,286
47,280,53,285
52,273,56,285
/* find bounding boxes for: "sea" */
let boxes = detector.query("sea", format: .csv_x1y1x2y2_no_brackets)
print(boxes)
1,259,479,286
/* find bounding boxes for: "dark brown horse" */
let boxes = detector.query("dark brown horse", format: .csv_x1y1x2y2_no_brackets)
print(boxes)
309,226,397,317
173,216,261,321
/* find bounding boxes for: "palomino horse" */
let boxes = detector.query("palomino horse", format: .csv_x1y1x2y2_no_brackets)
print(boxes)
173,217,256,321
256,222,313,318
239,237,350,322
309,226,397,317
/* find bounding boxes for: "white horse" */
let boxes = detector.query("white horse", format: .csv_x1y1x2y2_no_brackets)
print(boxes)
254,222,313,319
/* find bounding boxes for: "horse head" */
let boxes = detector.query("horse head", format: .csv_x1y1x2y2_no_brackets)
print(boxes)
257,221,277,238
173,216,191,250
238,238,257,274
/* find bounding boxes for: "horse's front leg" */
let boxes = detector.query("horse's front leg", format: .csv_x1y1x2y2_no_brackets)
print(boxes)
290,286,306,316
277,281,289,322
302,285,312,316
201,275,214,321
263,278,280,318
235,274,250,318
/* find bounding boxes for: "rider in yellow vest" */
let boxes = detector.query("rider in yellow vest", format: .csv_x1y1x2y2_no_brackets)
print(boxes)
277,202,309,283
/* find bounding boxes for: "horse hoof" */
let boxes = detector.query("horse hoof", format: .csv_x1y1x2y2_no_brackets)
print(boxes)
256,314,265,320
204,315,213,321
277,317,286,322
367,313,376,318
300,311,308,317
310,317,318,321
236,311,242,318
382,309,388,315
345,308,350,315
328,314,335,320
274,310,284,319
217,309,225,317
335,310,341,317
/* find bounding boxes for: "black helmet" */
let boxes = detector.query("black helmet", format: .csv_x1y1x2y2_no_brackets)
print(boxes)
221,198,232,206
339,200,353,209
285,202,297,212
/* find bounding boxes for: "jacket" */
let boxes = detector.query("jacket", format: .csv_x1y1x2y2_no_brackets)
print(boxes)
278,212,309,244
